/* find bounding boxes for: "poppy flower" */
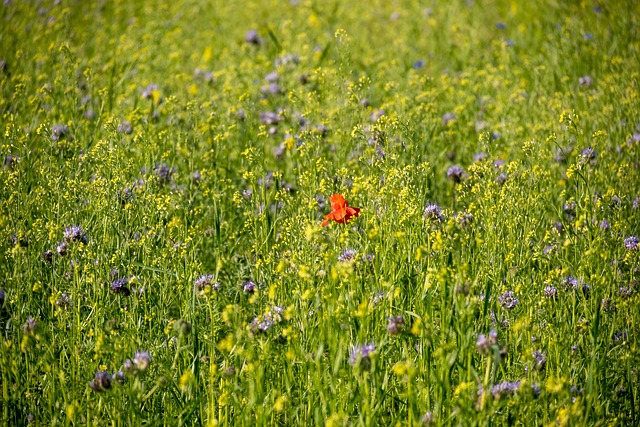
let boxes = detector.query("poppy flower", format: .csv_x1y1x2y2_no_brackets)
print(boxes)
322,194,360,226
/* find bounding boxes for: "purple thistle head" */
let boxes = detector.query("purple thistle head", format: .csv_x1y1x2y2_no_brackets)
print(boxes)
562,275,580,290
498,291,519,309
55,293,72,308
624,236,639,250
578,76,593,87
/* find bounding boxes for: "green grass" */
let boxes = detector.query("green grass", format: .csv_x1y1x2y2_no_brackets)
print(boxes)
1,0,639,425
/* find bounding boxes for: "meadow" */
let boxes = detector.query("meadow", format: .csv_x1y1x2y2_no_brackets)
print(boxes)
1,0,639,425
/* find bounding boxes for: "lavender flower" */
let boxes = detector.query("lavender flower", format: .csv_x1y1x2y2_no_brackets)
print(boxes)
498,291,519,309
55,293,72,308
51,124,69,141
624,236,639,250
133,351,151,373
243,281,257,294
194,274,219,295
154,163,174,183
619,287,632,298
543,286,557,299
578,76,593,87
0,289,4,306
423,204,445,222
43,250,53,263
141,84,158,100
63,225,88,244
245,30,262,45
111,277,131,296
476,334,491,354
117,120,132,134
90,371,112,392
580,147,597,163
386,315,406,335
442,112,455,126
532,351,546,370
446,165,465,183
491,381,520,399
338,249,358,262
23,317,37,335
348,344,376,369
600,220,610,230
562,275,580,290
56,242,68,256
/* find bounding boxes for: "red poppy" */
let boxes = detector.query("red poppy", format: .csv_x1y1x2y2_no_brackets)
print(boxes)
322,194,361,226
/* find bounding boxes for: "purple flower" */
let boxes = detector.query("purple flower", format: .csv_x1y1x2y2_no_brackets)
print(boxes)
600,220,610,230
56,242,68,256
499,291,519,309
423,204,445,222
578,76,593,87
624,236,639,250
633,197,640,210
118,120,132,134
476,334,491,354
580,147,597,163
55,293,72,308
562,275,580,290
245,30,262,45
338,249,358,262
90,370,112,392
543,286,557,299
133,351,151,373
141,84,158,100
446,165,465,183
154,163,174,183
348,344,376,369
194,274,219,295
491,381,520,399
259,111,280,125
386,316,406,335
243,281,257,294
532,351,546,370
63,225,88,244
4,154,18,169
23,317,37,335
619,287,632,298
111,277,131,296
413,59,425,69
495,22,507,29
51,124,69,141
442,112,455,126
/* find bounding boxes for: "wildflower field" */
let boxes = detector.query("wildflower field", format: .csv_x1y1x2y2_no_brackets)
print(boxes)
2,0,640,425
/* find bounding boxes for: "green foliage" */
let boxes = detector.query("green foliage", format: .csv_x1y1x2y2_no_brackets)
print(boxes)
1,0,639,425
